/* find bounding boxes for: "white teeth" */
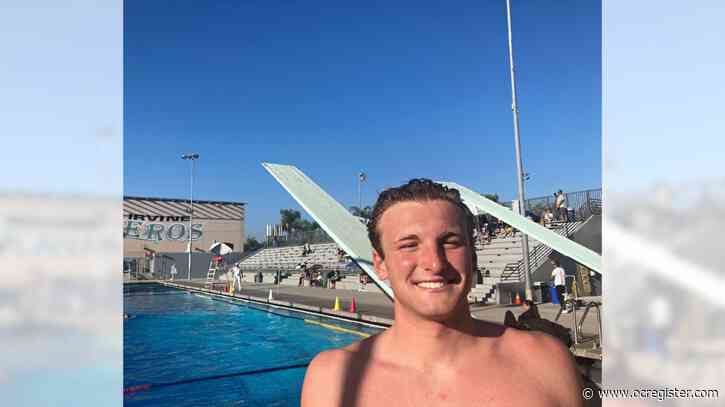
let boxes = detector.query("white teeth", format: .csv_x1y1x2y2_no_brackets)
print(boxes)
417,281,445,289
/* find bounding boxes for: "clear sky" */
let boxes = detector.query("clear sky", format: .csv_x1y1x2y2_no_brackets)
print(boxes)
124,0,601,240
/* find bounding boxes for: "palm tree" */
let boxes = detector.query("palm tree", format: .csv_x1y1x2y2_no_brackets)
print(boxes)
349,206,373,219
482,194,499,203
280,209,320,234
280,209,302,232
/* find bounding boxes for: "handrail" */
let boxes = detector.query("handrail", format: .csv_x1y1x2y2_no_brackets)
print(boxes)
577,302,595,336
499,220,584,282
567,297,602,347
237,263,357,277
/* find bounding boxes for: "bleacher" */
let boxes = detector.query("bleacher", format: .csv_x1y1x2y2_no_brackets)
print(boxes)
236,241,388,292
235,219,588,299
236,242,342,284
239,242,339,270
469,220,585,304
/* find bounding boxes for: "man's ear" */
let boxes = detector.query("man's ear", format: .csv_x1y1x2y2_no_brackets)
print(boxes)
372,249,388,280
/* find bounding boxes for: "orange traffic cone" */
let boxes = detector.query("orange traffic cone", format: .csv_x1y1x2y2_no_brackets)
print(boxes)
349,296,357,313
514,292,522,305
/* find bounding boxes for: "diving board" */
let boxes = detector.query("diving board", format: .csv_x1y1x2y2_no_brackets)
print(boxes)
440,182,602,274
262,163,395,300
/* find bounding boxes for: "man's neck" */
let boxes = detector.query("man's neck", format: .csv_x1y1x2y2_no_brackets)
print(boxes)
385,304,483,370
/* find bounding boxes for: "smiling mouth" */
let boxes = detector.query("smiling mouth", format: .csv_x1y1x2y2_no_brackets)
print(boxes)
415,281,448,289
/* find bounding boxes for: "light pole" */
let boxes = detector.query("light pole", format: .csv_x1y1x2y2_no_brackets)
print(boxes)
357,171,367,210
182,153,199,280
505,0,533,300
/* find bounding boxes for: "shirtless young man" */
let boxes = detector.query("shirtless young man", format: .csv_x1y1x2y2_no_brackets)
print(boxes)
302,179,583,406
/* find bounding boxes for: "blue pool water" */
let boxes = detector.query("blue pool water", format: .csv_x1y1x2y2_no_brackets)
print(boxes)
124,284,381,406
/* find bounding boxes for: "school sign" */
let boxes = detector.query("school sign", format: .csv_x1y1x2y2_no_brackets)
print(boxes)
123,196,245,257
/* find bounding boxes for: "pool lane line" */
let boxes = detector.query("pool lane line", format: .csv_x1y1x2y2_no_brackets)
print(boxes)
197,292,308,322
190,294,379,339
161,281,389,330
123,361,311,396
207,293,381,334
304,319,371,338
123,291,189,298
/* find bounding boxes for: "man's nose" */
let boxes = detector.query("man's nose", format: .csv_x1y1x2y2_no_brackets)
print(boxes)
419,242,446,272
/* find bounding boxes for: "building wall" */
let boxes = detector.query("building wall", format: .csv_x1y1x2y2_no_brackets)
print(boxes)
123,197,245,258
123,218,244,257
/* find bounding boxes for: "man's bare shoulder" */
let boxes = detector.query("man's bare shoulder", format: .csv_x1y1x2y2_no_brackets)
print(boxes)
496,326,583,406
499,326,572,364
301,335,381,407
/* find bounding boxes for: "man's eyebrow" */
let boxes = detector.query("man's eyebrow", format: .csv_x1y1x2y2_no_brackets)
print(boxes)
439,231,464,240
395,234,419,243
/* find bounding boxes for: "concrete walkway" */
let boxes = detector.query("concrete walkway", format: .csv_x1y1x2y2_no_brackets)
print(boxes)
221,282,394,320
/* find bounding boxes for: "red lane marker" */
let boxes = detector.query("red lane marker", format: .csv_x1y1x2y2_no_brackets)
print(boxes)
123,384,152,395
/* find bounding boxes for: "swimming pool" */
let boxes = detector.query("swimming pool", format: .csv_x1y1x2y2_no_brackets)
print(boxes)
124,283,382,406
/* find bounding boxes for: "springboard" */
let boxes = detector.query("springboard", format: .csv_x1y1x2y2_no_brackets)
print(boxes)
262,163,395,300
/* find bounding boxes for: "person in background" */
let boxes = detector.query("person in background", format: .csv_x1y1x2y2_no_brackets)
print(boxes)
504,299,573,348
551,260,568,313
233,263,242,292
358,272,368,291
486,216,497,243
329,273,337,289
503,299,540,328
336,247,346,262
519,299,541,323
555,190,568,222
297,262,308,286
544,209,555,226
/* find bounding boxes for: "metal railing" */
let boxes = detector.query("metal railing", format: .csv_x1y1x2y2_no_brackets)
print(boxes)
503,188,602,221
265,229,334,248
238,263,357,278
525,188,602,221
500,220,584,282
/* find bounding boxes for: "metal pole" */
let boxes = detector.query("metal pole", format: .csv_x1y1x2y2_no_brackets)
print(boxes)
188,159,193,280
505,0,533,300
358,176,361,210
182,153,199,280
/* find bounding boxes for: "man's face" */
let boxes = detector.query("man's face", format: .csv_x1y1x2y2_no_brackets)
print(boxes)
372,200,474,321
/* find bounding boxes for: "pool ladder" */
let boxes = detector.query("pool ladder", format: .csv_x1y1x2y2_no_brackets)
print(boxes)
557,297,602,348
205,260,217,289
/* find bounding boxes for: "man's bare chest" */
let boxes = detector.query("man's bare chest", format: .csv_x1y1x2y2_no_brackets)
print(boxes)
350,363,558,407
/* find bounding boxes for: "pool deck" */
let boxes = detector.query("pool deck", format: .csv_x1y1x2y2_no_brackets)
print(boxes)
128,279,602,361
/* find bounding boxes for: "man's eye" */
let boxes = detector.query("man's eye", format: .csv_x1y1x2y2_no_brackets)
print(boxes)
399,243,417,249
444,240,462,247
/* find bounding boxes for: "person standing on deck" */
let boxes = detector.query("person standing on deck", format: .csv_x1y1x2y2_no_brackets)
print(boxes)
232,263,242,293
551,260,568,313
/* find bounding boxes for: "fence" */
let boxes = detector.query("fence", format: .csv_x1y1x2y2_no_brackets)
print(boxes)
238,262,360,284
266,228,334,248
503,188,601,222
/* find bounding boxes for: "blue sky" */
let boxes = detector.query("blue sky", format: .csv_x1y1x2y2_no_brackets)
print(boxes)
124,0,601,240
